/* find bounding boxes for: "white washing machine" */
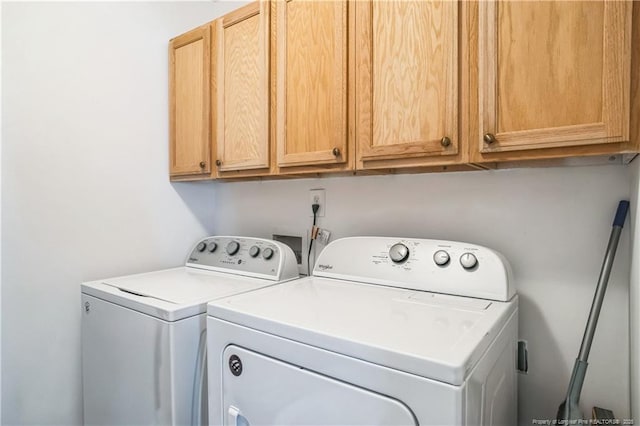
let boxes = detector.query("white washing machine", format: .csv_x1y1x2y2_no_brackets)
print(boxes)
206,236,518,426
81,236,298,426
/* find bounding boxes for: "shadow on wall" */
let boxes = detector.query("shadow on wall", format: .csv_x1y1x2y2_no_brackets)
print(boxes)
171,181,216,232
518,293,569,425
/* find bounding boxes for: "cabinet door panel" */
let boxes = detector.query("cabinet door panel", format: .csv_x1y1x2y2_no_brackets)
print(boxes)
169,27,211,177
478,0,631,153
357,0,458,164
215,2,269,173
275,0,348,167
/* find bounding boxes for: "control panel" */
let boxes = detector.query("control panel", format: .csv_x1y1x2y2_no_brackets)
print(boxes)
186,236,299,281
313,237,514,301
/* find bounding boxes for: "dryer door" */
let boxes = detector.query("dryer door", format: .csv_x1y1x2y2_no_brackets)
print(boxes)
222,345,417,426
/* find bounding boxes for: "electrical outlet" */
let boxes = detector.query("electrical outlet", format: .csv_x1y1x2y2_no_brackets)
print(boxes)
309,189,325,217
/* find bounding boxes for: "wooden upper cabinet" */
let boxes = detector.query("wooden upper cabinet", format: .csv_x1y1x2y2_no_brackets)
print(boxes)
477,0,632,155
169,26,211,178
273,0,350,169
168,0,637,179
356,1,459,168
214,2,270,175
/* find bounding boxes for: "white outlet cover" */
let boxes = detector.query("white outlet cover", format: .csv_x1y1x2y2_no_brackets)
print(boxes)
317,228,331,245
309,189,326,217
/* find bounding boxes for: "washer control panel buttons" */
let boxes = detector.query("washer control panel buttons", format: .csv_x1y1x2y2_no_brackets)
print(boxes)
226,241,240,256
262,247,274,260
460,253,478,270
389,243,410,263
433,250,450,266
187,237,292,278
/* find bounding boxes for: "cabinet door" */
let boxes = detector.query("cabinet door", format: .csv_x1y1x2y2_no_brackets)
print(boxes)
478,1,631,154
169,26,211,177
214,2,270,174
356,1,458,167
273,0,348,168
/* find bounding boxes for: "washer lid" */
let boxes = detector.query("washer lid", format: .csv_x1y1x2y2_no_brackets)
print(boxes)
101,268,262,304
82,267,277,321
208,277,518,385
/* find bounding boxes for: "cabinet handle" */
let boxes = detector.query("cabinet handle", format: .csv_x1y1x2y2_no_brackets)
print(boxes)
332,147,341,157
199,161,206,168
483,133,497,145
440,137,451,148
215,160,222,167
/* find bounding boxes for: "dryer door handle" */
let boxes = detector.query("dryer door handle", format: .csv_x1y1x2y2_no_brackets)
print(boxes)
228,406,250,426
228,406,239,426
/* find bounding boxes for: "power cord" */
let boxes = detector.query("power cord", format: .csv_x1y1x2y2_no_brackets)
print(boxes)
307,202,320,276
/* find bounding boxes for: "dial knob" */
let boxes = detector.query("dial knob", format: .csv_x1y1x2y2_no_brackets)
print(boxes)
262,247,274,260
389,243,410,263
249,246,260,258
226,241,240,256
207,242,218,253
433,250,450,266
196,242,206,252
460,253,478,270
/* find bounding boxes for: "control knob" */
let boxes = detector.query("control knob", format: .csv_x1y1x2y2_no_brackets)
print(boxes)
249,246,260,258
460,253,478,270
196,242,206,252
389,243,410,263
226,241,240,256
262,247,274,260
207,242,218,253
433,250,450,266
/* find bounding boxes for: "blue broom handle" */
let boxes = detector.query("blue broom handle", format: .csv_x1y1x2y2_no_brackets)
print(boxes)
613,200,630,227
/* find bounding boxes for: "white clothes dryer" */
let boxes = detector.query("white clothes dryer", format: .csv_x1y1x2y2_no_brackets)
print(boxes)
207,236,518,426
81,236,298,426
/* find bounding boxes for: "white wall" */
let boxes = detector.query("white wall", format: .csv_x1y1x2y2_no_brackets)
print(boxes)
212,165,632,424
0,1,3,422
0,3,241,424
630,161,640,418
